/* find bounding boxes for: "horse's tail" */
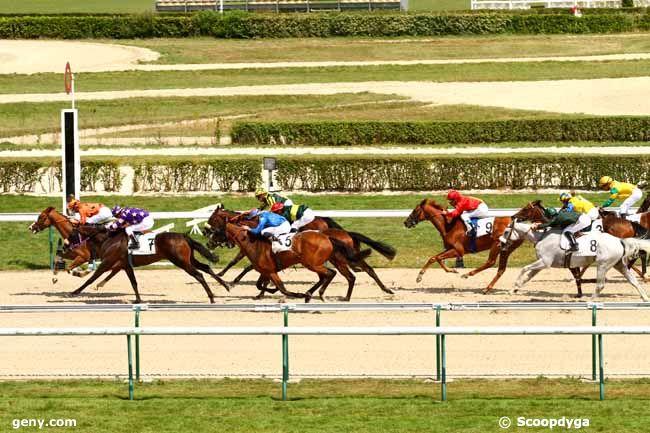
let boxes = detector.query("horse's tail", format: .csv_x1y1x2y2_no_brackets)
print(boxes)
184,234,219,263
329,237,371,264
348,232,396,260
321,217,343,230
621,238,650,263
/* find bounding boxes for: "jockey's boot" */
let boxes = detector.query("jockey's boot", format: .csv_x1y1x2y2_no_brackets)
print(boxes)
128,234,140,250
564,231,579,252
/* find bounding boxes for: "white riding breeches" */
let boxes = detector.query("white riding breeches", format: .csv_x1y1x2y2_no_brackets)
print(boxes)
261,221,291,239
586,207,599,221
563,213,592,234
125,216,154,236
85,206,113,224
291,208,316,231
460,202,489,230
619,187,643,215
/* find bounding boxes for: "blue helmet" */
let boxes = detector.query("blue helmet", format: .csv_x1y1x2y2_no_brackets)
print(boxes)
246,208,260,219
111,205,124,216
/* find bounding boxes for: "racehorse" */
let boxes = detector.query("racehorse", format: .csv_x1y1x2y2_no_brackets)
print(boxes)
71,224,230,303
403,199,512,289
205,206,396,300
501,221,650,301
28,207,104,283
598,207,650,276
223,220,371,302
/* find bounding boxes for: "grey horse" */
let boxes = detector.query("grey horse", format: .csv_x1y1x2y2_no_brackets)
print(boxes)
501,221,650,301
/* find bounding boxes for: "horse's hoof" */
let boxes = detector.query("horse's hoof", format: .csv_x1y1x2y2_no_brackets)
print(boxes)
209,298,215,304
416,275,423,283
319,294,326,302
304,293,312,303
482,288,491,295
223,283,232,292
343,297,351,302
69,291,81,297
134,299,143,304
450,269,458,274
383,288,395,295
461,273,470,279
52,277,58,284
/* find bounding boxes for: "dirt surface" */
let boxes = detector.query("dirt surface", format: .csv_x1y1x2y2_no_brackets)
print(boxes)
0,40,159,74
2,268,650,379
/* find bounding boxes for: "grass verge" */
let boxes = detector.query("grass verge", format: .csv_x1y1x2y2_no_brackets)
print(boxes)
1,379,650,433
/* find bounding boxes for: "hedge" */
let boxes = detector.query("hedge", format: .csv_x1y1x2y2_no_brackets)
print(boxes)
3,155,650,193
2,11,650,39
0,160,121,193
231,118,650,146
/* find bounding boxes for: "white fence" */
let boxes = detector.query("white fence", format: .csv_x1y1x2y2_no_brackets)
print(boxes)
471,0,621,9
0,323,637,401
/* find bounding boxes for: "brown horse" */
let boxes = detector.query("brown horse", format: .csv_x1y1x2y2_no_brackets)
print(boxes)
223,220,370,302
29,207,103,283
403,199,512,290
637,196,650,213
205,206,396,299
72,224,230,303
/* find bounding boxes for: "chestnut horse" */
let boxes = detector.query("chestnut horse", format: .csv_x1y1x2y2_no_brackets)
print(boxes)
72,224,230,303
205,206,396,299
223,221,371,302
403,199,512,291
29,207,104,283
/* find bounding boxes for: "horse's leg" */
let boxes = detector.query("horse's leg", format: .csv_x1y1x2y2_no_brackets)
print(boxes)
311,268,337,303
190,255,231,292
68,252,91,278
122,264,143,304
254,275,278,299
95,267,120,291
71,260,113,296
569,267,583,298
483,239,524,294
357,260,394,295
511,259,546,294
327,256,356,301
217,250,246,277
593,263,609,300
462,242,501,279
578,265,589,279
231,264,255,285
416,248,460,283
169,256,216,304
613,261,650,302
268,272,305,299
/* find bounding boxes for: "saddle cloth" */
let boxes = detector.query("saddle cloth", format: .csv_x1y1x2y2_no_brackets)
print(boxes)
130,232,157,256
591,218,604,233
560,232,599,257
271,232,296,254
473,217,495,237
625,214,642,223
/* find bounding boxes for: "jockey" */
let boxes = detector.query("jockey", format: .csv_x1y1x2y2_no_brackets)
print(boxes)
559,191,599,224
243,209,291,240
443,190,489,234
255,188,294,211
533,207,582,252
270,202,315,233
106,205,155,250
66,195,113,225
599,176,643,217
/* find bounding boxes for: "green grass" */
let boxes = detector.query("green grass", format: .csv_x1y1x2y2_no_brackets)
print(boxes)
0,93,401,137
2,192,611,271
117,34,650,65
4,59,650,96
1,379,650,432
0,0,153,14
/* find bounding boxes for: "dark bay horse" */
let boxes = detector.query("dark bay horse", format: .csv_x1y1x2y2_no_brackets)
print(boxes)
403,199,512,290
72,225,230,303
223,221,370,302
29,207,104,283
205,206,396,299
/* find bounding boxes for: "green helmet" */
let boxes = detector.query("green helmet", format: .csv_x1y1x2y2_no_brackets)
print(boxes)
544,207,558,218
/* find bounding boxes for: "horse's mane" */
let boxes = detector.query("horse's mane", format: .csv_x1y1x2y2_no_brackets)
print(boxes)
420,198,445,211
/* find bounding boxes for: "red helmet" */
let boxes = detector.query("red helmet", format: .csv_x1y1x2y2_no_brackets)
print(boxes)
270,202,284,213
447,190,461,201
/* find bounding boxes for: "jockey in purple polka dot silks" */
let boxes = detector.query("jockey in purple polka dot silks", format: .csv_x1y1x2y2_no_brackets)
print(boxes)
107,205,155,250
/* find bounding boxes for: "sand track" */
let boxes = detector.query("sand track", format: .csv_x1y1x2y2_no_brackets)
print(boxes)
2,268,649,379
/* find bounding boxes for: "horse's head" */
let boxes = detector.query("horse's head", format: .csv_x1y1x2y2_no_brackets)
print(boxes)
404,199,444,228
511,200,548,223
29,207,57,233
